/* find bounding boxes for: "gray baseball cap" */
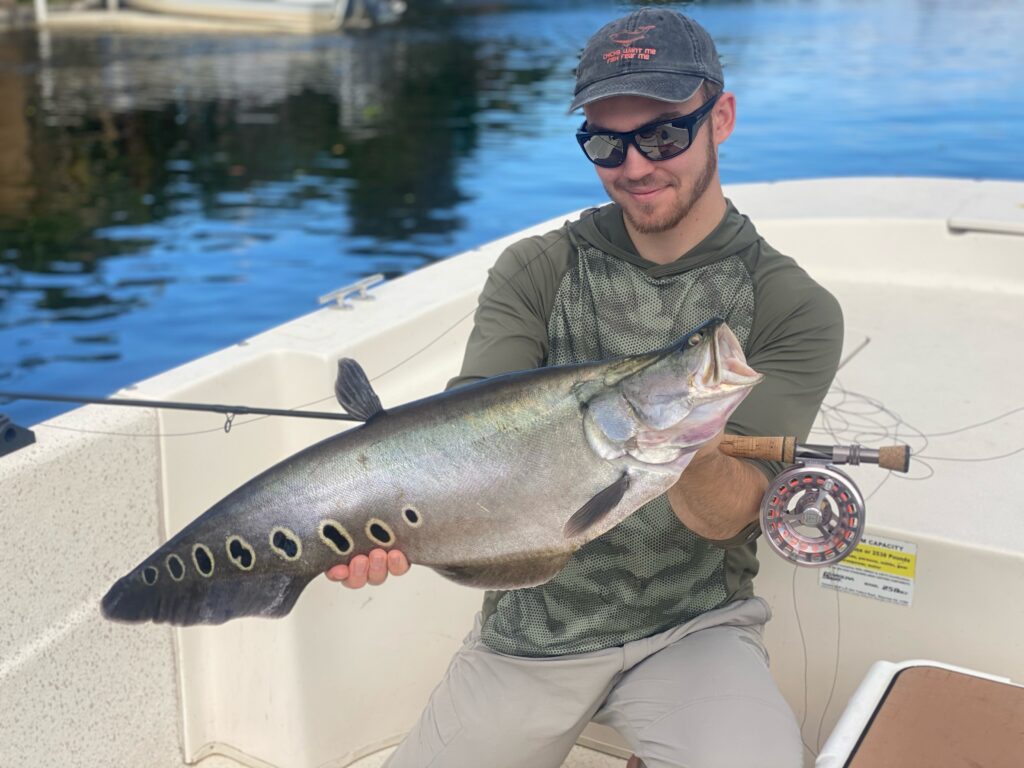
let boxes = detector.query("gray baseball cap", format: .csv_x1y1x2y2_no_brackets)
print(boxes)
570,8,724,112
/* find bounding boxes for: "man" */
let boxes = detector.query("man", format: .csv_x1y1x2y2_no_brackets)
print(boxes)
327,8,842,768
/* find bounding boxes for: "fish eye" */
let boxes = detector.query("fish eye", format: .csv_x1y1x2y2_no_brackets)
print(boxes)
687,333,704,347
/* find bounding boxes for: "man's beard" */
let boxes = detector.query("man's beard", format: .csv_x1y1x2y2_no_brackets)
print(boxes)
617,134,718,235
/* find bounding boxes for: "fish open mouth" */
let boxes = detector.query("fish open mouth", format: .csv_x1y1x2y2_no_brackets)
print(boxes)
616,322,765,464
694,323,763,401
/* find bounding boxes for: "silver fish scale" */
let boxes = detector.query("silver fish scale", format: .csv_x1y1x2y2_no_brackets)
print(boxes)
481,245,755,657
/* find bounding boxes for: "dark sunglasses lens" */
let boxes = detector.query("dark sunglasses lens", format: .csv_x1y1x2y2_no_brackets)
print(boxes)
635,123,691,160
581,134,626,167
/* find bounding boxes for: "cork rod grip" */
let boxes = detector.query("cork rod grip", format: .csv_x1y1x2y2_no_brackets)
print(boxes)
719,436,913,472
718,435,796,464
878,444,912,473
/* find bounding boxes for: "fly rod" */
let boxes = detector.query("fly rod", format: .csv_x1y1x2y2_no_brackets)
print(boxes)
0,390,359,422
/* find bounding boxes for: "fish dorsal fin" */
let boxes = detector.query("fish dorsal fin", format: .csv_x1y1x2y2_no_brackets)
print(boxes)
335,358,385,421
562,472,630,539
433,551,573,590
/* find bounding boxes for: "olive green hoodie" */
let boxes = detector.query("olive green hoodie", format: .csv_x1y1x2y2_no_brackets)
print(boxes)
450,201,843,657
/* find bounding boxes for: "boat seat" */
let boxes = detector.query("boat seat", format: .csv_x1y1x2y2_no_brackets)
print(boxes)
816,660,1024,767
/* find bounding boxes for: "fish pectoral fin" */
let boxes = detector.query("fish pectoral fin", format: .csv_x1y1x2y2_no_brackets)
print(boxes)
335,358,385,421
433,552,572,590
562,472,630,539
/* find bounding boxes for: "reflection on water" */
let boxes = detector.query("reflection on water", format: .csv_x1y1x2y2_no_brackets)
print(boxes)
1,0,1023,425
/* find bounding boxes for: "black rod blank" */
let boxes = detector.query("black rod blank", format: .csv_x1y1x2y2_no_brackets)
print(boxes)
0,391,360,422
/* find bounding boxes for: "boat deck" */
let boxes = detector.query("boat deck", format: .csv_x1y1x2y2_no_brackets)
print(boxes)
3,178,1022,768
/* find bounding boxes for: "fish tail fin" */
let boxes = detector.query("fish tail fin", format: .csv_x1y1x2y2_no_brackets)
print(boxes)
101,561,316,626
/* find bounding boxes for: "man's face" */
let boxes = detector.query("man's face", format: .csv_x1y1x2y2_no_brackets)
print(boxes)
583,91,729,235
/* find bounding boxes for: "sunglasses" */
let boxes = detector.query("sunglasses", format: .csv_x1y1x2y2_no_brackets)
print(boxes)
576,94,720,168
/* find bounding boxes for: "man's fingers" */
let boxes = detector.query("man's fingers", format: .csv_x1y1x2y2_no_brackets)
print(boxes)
344,555,370,589
388,549,411,576
325,563,350,582
367,549,389,586
324,549,410,588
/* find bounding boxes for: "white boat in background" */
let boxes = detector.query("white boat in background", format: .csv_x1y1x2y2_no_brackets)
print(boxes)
31,0,405,32
124,0,405,30
2,178,1023,768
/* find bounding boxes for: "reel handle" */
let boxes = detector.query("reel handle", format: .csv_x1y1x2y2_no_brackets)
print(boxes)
719,435,911,473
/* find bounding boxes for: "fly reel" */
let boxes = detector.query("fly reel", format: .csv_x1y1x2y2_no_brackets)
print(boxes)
761,463,864,566
720,437,911,567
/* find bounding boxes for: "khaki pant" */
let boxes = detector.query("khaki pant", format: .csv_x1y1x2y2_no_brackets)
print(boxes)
385,597,802,768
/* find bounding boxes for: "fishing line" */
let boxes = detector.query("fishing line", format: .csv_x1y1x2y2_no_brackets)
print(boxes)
795,377,921,756
864,470,892,502
814,380,935,479
13,229,574,440
30,409,317,439
815,381,1024,469
814,400,1024,441
794,376,1023,754
836,336,871,371
796,382,850,759
914,405,1024,437
816,587,842,753
916,446,1024,462
793,565,816,760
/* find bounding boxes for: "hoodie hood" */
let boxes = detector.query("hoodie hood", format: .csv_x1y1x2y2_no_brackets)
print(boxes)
569,200,762,279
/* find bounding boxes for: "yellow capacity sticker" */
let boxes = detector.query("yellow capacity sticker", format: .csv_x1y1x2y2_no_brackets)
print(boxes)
843,543,917,578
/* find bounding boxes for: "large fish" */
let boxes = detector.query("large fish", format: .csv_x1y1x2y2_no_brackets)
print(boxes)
102,318,762,625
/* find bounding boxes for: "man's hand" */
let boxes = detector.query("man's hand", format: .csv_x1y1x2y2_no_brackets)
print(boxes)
325,549,410,588
667,430,767,541
687,429,726,470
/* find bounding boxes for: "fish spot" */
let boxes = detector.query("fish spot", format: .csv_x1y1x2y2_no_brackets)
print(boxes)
366,518,395,547
402,507,422,527
318,521,353,556
166,554,186,581
270,526,302,561
192,544,215,577
226,536,255,571
141,566,159,586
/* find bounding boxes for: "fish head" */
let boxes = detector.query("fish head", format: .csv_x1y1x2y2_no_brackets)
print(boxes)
610,319,762,463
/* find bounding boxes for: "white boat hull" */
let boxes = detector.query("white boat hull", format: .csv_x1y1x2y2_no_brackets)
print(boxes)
122,0,399,31
3,178,1023,767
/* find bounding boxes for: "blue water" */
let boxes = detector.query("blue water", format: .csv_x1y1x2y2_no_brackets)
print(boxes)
1,0,1023,427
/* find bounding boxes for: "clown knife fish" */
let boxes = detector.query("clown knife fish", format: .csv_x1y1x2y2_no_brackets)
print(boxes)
101,318,762,626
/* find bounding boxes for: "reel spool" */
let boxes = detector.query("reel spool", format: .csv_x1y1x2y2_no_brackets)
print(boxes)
719,436,910,567
761,464,864,566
